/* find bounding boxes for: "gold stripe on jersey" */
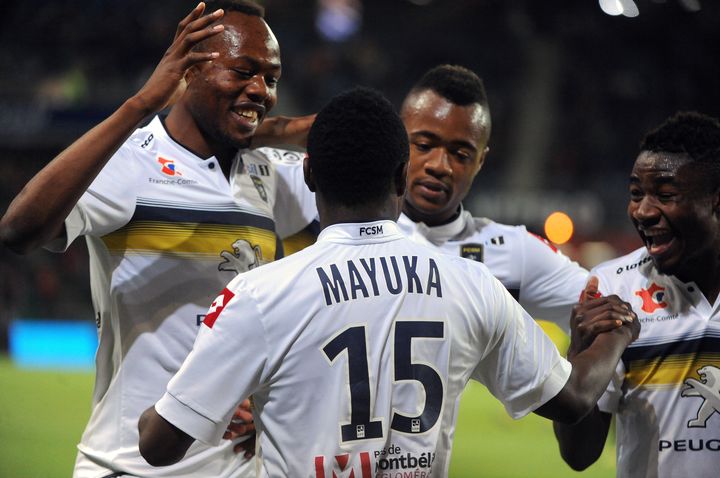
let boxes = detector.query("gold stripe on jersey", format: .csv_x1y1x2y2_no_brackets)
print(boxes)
625,352,720,388
102,221,278,259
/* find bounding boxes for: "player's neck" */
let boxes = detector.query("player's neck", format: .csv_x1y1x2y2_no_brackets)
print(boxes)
318,195,401,230
165,106,239,179
675,252,720,304
402,201,461,228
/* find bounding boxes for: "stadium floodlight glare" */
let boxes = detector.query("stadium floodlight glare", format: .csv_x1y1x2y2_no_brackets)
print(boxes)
599,0,640,17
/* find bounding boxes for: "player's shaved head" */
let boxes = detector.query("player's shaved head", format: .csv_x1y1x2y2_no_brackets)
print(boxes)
404,64,491,138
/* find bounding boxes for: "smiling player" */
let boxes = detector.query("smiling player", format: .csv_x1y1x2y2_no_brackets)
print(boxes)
554,111,720,477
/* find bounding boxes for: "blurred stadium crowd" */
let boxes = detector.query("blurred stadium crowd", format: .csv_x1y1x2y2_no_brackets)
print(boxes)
1,0,719,347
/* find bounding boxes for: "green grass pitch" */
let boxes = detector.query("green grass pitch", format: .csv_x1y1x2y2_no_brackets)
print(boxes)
0,354,615,477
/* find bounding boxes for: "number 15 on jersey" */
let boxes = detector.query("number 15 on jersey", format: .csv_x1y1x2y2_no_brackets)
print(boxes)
322,320,446,443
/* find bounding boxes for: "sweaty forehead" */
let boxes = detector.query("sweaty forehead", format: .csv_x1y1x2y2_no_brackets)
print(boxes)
402,90,488,140
210,13,280,61
632,150,693,175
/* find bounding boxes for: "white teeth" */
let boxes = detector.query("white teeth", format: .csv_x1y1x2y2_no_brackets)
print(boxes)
236,110,258,122
642,230,669,237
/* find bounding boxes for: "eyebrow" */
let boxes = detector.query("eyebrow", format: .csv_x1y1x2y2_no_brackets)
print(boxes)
231,55,282,71
629,174,677,185
410,131,477,152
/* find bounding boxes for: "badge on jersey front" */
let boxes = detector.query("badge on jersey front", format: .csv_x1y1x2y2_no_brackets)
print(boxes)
681,365,720,428
460,243,484,262
203,288,235,328
250,176,268,202
635,282,668,313
157,156,182,176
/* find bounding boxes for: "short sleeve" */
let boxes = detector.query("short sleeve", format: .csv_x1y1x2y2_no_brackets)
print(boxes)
47,143,141,252
471,272,571,419
261,148,317,238
156,281,269,445
518,231,589,330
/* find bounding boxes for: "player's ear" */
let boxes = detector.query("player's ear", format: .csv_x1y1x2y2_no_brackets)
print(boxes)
476,146,489,173
303,154,316,192
394,161,408,197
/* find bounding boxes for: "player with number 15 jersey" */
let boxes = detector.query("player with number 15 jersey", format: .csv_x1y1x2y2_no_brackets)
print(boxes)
152,219,571,477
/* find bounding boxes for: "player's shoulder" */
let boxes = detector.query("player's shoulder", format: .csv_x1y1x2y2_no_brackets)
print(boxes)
471,217,558,253
590,246,652,282
123,116,164,154
418,238,497,280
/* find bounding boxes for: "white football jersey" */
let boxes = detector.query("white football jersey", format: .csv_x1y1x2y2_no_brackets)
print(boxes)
156,220,571,477
397,210,588,330
52,116,315,478
593,247,720,478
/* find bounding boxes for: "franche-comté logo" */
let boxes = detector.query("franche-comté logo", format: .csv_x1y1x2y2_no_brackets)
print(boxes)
635,282,667,314
158,156,182,176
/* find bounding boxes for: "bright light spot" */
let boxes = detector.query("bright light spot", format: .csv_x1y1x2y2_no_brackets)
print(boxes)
599,0,623,15
544,211,574,245
621,0,640,17
599,0,639,17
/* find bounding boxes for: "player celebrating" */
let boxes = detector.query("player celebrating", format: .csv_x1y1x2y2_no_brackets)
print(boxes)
138,86,639,477
554,112,720,477
399,65,588,327
0,2,315,477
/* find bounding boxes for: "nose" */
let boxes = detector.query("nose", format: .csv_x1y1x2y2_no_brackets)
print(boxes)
630,196,660,225
245,75,269,103
425,149,452,178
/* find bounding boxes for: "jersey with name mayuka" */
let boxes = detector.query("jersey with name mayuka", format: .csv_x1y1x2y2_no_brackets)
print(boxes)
594,247,720,478
156,221,571,478
397,209,588,330
52,116,316,478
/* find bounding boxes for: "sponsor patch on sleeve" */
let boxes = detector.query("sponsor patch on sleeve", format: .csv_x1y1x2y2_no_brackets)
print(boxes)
203,288,236,328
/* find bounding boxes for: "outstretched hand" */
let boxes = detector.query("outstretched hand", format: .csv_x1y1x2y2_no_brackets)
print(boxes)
567,276,639,359
133,2,225,114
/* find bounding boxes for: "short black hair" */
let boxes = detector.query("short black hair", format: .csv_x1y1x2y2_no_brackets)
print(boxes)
204,0,264,17
308,87,409,207
408,64,491,137
193,1,265,53
641,111,720,190
411,64,488,108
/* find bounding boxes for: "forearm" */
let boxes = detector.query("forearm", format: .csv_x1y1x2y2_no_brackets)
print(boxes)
566,329,629,413
0,97,150,253
553,407,611,470
535,327,630,423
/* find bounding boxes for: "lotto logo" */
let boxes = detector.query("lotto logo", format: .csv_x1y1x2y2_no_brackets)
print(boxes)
314,452,372,478
203,288,235,328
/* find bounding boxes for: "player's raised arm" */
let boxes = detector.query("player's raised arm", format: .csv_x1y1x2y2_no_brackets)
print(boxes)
533,278,639,424
0,2,225,253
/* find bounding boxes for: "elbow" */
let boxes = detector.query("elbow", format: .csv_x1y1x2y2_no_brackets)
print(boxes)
0,223,30,255
555,399,595,425
138,434,182,467
562,454,594,472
